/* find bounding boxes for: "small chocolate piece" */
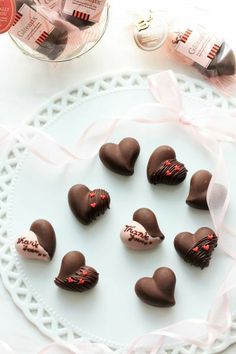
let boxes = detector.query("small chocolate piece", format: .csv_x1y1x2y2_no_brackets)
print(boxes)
55,251,99,292
99,137,140,176
186,170,212,210
194,42,236,77
15,219,56,261
147,145,187,185
68,184,110,225
174,227,218,269
120,208,164,251
135,267,176,307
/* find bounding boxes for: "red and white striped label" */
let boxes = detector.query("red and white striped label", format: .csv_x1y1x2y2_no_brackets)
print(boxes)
12,12,22,26
63,0,106,23
9,3,54,50
174,26,223,68
180,29,192,43
72,10,90,21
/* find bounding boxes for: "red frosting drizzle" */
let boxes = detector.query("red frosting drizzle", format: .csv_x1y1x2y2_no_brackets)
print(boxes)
192,247,199,252
164,160,171,166
66,277,76,283
174,165,181,171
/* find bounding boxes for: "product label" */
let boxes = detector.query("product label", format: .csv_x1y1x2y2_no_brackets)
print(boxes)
0,0,16,33
9,3,54,50
36,0,59,11
63,0,106,23
173,26,223,68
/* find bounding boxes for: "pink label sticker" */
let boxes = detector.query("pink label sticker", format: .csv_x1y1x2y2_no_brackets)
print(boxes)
174,26,223,68
9,3,54,50
63,0,106,23
0,0,16,33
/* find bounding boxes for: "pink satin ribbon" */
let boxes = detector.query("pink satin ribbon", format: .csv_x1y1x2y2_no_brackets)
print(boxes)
1,70,236,353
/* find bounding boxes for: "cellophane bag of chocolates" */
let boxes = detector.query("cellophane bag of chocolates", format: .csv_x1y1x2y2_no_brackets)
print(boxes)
8,0,107,61
165,21,236,94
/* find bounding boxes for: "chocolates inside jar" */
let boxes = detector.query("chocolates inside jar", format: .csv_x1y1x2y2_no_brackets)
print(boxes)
10,0,68,60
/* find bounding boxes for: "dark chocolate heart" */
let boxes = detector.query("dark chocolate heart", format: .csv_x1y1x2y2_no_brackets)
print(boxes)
186,170,212,210
99,137,140,176
68,184,110,225
15,219,56,261
135,267,176,307
54,251,99,292
120,208,165,250
147,145,187,185
174,227,218,269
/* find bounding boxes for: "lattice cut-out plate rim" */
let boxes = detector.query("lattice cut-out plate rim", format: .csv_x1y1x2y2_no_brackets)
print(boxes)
1,70,236,354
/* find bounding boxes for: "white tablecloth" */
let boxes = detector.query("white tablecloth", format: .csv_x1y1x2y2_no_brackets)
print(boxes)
0,0,236,352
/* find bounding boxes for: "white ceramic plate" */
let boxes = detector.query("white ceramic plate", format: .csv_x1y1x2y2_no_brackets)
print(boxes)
1,71,236,354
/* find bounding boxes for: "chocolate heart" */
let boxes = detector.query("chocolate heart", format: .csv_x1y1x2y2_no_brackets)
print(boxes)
99,137,140,176
54,251,99,292
15,219,56,261
147,145,187,185
68,184,110,225
120,208,164,250
174,227,218,269
186,170,212,210
135,267,176,307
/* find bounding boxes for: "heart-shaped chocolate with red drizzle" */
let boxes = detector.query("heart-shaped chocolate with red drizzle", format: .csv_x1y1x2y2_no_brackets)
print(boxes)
120,208,165,250
135,267,176,307
147,145,187,185
15,219,56,261
174,227,218,269
68,184,110,225
99,137,140,176
54,251,99,292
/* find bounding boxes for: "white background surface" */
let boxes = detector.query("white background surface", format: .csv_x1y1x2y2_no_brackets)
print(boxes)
0,0,236,353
